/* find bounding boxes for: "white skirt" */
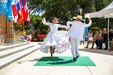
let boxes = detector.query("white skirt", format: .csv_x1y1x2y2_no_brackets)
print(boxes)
89,37,93,41
40,31,70,53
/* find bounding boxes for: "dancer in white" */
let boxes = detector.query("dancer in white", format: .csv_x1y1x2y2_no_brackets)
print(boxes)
67,15,92,61
40,17,69,57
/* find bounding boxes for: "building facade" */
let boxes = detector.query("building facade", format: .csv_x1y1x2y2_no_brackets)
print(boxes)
0,15,15,44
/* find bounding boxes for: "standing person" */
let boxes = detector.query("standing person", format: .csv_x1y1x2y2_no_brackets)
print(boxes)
40,17,69,57
67,15,92,61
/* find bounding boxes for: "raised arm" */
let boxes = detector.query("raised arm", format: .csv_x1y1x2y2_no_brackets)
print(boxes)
58,24,68,29
42,18,52,26
83,14,92,27
83,18,92,27
66,21,73,30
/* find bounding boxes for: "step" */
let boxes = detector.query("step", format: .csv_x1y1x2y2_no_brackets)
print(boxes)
0,46,38,69
0,44,34,59
0,42,29,51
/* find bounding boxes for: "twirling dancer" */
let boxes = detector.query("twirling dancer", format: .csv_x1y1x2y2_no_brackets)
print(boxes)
40,17,69,57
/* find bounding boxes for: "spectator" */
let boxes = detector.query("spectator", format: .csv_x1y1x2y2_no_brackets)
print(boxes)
85,30,93,48
102,28,108,50
109,36,113,51
109,29,113,51
91,31,99,49
109,29,113,41
96,29,103,49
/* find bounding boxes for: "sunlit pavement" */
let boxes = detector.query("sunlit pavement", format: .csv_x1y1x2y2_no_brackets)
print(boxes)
0,42,113,75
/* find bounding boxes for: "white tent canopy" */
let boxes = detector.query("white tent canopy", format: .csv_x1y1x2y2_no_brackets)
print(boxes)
85,1,113,18
85,1,113,50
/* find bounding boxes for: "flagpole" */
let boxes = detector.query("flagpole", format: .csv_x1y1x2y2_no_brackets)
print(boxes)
108,18,110,51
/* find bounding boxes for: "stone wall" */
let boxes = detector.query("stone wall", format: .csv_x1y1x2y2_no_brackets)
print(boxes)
0,15,21,44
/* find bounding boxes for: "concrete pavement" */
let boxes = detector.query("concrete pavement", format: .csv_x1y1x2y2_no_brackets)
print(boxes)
0,42,113,75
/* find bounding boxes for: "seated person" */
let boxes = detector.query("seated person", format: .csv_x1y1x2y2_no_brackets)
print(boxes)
85,30,93,48
109,38,113,51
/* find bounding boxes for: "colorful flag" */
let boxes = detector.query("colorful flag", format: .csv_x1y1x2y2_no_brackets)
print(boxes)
20,0,30,22
12,0,23,23
0,0,30,24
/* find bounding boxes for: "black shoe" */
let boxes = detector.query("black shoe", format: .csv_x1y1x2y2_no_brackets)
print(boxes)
104,48,108,50
98,48,102,49
76,55,79,59
73,57,76,61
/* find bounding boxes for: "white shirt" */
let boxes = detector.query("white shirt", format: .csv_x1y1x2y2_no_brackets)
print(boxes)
67,20,92,40
42,18,67,33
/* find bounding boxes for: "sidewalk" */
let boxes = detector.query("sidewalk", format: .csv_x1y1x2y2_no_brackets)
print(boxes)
0,42,113,75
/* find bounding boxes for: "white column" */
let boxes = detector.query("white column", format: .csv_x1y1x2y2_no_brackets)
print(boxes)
108,18,110,51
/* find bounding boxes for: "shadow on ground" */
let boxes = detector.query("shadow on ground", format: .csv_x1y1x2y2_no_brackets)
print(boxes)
80,48,113,56
17,58,40,64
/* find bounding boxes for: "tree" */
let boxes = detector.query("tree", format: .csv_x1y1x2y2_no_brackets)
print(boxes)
27,0,113,31
30,15,48,40
27,0,95,22
92,0,113,29
27,0,44,15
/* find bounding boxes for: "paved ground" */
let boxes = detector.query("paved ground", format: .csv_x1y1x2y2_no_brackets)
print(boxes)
0,42,113,75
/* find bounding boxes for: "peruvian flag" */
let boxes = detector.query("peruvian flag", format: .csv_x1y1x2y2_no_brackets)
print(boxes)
20,0,30,22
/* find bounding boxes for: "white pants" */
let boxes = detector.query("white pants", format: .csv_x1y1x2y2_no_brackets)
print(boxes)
70,36,80,58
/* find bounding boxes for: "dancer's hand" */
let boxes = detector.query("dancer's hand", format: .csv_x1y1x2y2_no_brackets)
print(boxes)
42,17,46,24
85,14,91,20
85,14,90,18
42,17,45,20
88,18,91,20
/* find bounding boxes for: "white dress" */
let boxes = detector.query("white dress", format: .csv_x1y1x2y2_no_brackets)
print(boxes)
40,19,70,53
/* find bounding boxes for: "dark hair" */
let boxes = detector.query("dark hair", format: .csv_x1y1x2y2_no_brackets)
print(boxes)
51,17,57,20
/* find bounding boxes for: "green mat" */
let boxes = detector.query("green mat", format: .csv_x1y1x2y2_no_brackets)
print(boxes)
34,56,96,66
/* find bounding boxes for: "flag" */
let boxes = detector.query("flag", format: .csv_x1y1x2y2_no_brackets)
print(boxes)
20,0,30,22
15,0,23,24
24,0,30,22
7,0,13,20
12,0,23,23
0,0,30,24
0,0,7,15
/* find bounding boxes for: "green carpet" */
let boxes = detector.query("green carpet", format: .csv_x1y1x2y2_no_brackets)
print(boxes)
34,56,96,66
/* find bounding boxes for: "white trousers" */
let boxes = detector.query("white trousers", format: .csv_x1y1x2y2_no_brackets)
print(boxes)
70,36,80,58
